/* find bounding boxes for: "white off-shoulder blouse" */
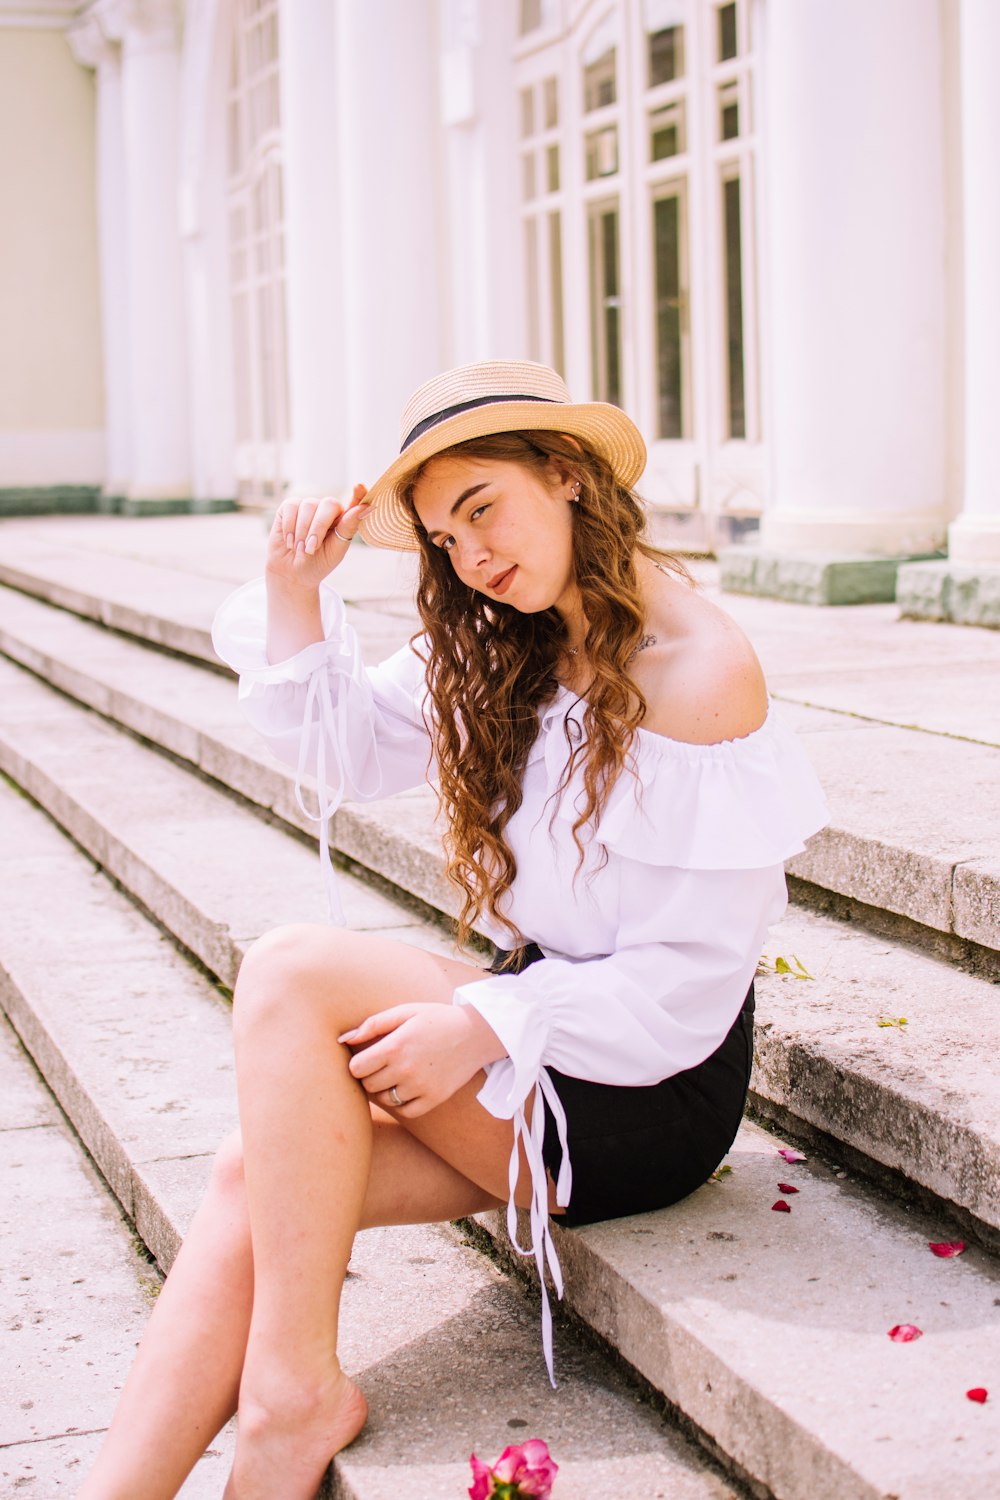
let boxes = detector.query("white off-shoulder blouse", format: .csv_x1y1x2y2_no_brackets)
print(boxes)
212,577,828,1381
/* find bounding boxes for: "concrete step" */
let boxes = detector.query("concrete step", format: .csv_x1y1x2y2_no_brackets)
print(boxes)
3,779,998,1499
0,1015,235,1497
2,615,1000,1253
0,565,997,966
0,781,742,1500
0,516,417,667
476,1110,1000,1500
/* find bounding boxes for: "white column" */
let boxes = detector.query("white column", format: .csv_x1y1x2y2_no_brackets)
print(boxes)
178,0,236,504
949,0,1000,563
97,0,191,504
759,0,947,556
332,0,445,486
67,15,132,501
278,0,349,497
437,0,520,365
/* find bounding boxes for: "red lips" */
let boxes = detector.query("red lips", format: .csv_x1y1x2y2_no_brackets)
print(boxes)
487,565,517,595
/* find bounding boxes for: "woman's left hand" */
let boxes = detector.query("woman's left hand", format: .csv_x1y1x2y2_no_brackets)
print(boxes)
338,1003,501,1116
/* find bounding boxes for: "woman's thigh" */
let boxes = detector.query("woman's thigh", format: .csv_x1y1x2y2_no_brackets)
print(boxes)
234,924,555,1212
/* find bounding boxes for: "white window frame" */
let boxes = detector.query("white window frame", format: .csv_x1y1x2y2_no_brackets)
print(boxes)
513,0,766,538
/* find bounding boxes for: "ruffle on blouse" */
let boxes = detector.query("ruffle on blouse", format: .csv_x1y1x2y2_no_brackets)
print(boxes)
537,690,828,871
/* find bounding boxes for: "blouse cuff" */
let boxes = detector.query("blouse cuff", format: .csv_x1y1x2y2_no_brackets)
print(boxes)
453,972,550,1119
211,576,358,685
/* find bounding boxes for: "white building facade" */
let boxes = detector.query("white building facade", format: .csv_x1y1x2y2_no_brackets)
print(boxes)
1,0,997,600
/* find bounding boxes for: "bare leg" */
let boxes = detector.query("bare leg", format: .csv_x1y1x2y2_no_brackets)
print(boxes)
77,927,534,1500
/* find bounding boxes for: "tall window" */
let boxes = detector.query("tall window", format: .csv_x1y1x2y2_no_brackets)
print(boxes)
582,13,624,405
711,0,756,440
513,0,761,519
645,0,691,438
520,74,565,375
227,0,289,505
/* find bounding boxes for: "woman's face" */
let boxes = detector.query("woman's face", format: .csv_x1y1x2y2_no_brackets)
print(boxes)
411,454,580,618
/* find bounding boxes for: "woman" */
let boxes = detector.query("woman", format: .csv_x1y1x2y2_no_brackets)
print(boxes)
79,361,826,1500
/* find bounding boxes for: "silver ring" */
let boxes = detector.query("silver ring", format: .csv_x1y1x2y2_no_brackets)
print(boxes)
388,1086,402,1108
334,527,350,542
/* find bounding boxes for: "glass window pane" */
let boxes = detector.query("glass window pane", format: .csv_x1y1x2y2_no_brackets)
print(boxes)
719,82,739,140
520,86,535,139
522,152,536,201
653,193,684,438
723,175,746,438
648,26,684,86
525,219,540,361
549,211,565,377
585,125,619,181
583,46,616,112
718,2,738,61
546,143,560,193
520,0,542,35
588,202,622,406
543,76,559,128
650,101,685,161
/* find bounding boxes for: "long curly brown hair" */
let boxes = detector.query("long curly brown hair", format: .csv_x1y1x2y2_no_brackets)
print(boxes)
403,429,689,953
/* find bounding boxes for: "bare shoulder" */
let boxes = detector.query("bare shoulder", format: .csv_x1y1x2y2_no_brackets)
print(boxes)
629,566,768,745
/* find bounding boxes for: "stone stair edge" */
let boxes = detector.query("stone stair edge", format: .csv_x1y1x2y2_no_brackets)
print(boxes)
0,576,996,960
3,649,1000,1259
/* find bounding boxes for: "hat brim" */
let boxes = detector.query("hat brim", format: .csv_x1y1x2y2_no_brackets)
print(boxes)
357,400,647,551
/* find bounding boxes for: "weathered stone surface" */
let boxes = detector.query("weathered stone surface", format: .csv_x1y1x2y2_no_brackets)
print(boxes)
0,1015,235,1494
480,1115,1000,1500
755,902,1000,1233
898,560,1000,629
719,545,917,605
784,717,1000,942
0,781,238,1228
954,858,1000,951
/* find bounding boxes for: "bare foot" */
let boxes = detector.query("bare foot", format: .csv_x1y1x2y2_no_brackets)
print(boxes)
222,1370,368,1500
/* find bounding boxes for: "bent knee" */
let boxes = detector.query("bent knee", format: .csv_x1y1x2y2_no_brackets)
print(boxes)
209,1128,246,1198
233,924,378,1029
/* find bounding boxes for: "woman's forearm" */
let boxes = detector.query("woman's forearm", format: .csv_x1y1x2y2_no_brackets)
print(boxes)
265,575,325,664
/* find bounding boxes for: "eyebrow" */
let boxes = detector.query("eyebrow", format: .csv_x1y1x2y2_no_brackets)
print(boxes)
424,483,490,542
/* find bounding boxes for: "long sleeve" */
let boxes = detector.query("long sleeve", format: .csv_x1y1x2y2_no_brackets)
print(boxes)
211,576,434,801
211,577,434,920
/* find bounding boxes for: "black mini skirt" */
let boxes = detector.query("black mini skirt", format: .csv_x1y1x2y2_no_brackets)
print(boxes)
489,944,755,1228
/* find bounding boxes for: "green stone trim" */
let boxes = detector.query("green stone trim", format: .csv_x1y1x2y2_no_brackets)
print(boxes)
897,560,1000,629
0,488,237,519
719,546,945,606
98,496,238,517
0,486,101,516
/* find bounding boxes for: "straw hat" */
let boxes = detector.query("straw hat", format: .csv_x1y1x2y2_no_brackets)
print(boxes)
357,359,647,551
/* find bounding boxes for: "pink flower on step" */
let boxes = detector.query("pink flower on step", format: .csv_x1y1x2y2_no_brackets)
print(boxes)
967,1388,988,1404
887,1324,923,1342
469,1439,559,1498
777,1148,806,1164
928,1241,966,1258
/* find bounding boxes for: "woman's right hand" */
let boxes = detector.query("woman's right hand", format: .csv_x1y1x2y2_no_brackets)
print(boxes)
264,482,370,594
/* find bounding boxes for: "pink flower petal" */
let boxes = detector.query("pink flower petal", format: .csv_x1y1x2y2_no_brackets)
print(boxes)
966,1388,988,1404
468,1454,491,1500
928,1241,966,1258
777,1148,807,1163
777,1183,800,1194
887,1324,923,1342
771,1200,792,1213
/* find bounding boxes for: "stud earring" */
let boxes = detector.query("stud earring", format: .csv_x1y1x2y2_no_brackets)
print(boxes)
569,480,581,502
